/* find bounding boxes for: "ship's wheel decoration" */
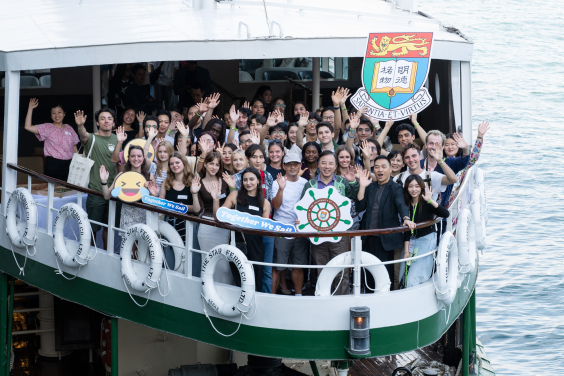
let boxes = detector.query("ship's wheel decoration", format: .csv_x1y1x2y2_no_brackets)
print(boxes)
294,187,353,244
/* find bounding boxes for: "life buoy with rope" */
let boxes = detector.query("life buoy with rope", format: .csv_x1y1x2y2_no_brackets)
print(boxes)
473,167,488,224
470,189,486,251
456,209,476,276
315,251,390,296
53,203,92,268
136,220,185,272
6,188,38,248
201,244,255,317
434,231,459,306
120,224,163,293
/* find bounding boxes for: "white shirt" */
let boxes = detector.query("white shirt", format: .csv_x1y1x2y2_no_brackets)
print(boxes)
272,177,307,225
393,169,447,202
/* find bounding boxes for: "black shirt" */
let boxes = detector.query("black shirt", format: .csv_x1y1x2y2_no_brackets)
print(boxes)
404,201,450,241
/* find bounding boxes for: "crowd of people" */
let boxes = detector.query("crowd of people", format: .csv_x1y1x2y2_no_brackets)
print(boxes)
24,72,490,295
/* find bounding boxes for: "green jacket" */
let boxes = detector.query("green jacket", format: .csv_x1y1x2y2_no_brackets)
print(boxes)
300,174,359,201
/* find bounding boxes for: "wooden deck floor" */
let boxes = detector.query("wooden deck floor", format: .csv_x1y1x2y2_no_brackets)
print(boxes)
350,345,443,376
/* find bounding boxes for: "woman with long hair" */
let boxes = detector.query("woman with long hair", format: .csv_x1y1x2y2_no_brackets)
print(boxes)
214,167,270,291
148,140,174,194
399,175,449,288
266,141,285,178
301,141,321,181
254,85,272,107
285,122,298,150
118,107,140,142
195,131,219,174
24,99,79,181
100,145,153,231
251,98,267,116
335,145,363,230
159,151,203,268
232,149,248,174
219,143,238,175
386,150,405,178
198,151,233,284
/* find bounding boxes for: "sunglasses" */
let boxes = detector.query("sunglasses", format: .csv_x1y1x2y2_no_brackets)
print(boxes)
270,139,283,144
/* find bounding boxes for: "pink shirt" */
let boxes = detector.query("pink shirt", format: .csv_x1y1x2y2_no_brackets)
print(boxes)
35,123,79,160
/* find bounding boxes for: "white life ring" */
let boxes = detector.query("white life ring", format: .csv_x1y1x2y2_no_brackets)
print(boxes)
470,189,486,251
53,203,92,268
120,224,163,293
137,221,185,272
435,231,459,306
315,251,390,296
473,167,488,224
6,188,38,248
201,245,255,317
456,209,476,275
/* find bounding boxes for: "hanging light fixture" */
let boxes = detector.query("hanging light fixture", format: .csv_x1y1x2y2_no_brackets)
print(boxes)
348,307,370,356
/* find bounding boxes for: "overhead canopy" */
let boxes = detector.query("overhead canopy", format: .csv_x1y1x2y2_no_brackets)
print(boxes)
0,0,473,71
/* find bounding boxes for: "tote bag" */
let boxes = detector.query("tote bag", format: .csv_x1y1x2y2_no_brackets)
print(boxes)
67,135,96,188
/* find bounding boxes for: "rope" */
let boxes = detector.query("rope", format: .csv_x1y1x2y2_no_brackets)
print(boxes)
362,267,390,292
54,257,82,280
157,252,171,298
201,294,243,337
122,277,151,307
10,242,28,276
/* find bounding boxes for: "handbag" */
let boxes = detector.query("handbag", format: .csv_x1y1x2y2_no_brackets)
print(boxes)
149,62,164,85
67,135,96,188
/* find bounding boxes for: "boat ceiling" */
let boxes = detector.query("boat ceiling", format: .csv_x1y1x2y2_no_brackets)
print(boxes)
0,0,473,71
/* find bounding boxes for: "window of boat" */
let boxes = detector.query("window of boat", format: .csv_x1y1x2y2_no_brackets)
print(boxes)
239,58,348,82
0,70,51,88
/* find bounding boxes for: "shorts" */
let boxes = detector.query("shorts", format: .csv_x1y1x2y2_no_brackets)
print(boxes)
274,237,309,271
86,194,122,233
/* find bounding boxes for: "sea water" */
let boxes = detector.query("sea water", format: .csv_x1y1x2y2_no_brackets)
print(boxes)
418,0,564,373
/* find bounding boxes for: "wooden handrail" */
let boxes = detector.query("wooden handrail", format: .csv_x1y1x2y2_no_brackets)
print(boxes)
286,77,312,92
6,162,440,238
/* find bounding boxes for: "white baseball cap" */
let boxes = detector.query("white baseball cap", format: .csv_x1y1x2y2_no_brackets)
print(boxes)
283,153,302,164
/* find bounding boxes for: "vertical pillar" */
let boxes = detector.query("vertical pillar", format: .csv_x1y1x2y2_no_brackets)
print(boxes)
0,272,7,376
470,290,476,354
111,317,118,376
462,299,471,376
352,236,362,297
1,71,20,216
312,58,320,111
460,61,472,143
92,65,101,133
5,276,14,376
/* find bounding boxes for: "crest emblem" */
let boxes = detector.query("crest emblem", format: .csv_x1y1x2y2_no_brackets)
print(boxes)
351,32,434,121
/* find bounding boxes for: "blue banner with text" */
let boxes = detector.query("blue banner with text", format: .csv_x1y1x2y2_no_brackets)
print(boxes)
216,207,296,235
142,195,188,214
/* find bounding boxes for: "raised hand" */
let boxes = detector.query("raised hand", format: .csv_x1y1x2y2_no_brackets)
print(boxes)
74,110,87,127
207,93,220,109
409,112,418,124
198,138,211,156
275,109,284,123
242,101,250,109
331,87,343,106
357,106,368,117
116,126,128,143
452,133,469,149
276,173,287,190
340,88,351,105
298,167,308,177
477,121,490,137
250,129,260,145
222,171,236,189
196,101,209,114
421,185,434,203
266,112,277,127
358,167,371,188
99,165,109,184
229,104,239,125
146,181,159,196
136,111,146,124
191,175,202,194
349,111,360,130
176,121,188,136
344,165,356,182
384,115,394,129
211,115,219,120
360,140,371,159
209,181,222,200
232,139,240,149
29,98,39,109
216,142,225,156
428,145,443,161
298,111,309,127
147,126,158,139
156,137,165,145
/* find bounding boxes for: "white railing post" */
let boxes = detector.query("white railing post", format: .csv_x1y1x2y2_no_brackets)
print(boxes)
185,220,193,278
107,200,116,254
76,192,82,207
2,71,20,216
46,183,54,235
230,231,236,246
27,175,32,191
353,236,362,296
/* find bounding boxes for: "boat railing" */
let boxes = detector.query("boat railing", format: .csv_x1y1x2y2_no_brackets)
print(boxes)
1,162,474,295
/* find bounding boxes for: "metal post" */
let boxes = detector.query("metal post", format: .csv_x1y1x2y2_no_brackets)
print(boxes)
107,200,116,254
47,183,55,235
312,58,321,111
462,300,471,376
353,236,362,297
1,71,20,216
92,65,101,133
111,317,118,376
0,273,7,376
470,290,476,354
5,276,14,376
185,221,193,278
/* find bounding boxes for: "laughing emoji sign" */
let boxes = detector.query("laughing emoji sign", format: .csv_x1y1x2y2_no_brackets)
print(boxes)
111,172,149,203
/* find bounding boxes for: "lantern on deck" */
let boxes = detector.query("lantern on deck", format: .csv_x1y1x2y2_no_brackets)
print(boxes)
349,307,370,356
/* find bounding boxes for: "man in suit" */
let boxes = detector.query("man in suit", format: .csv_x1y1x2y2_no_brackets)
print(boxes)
356,156,415,286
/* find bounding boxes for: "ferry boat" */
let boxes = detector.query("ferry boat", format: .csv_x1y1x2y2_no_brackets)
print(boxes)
0,1,494,375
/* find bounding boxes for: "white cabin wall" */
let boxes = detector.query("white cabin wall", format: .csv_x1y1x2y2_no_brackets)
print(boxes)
119,320,230,376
